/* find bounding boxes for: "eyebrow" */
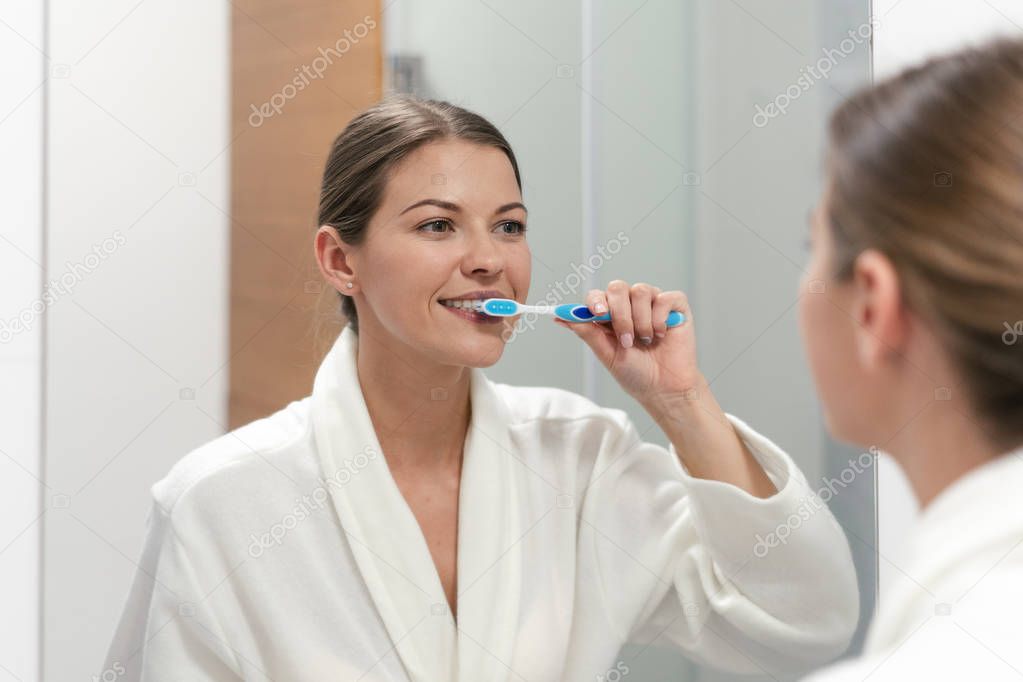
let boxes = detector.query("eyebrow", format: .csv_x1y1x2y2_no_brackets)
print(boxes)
399,198,527,216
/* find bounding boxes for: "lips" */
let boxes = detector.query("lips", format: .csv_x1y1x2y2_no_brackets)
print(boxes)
437,289,509,304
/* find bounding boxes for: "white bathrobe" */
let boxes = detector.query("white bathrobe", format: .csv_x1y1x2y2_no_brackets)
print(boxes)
102,325,859,681
803,446,1023,682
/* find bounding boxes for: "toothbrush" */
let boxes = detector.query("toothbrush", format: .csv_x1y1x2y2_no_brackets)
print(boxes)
468,298,686,328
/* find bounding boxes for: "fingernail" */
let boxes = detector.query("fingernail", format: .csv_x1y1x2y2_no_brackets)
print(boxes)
655,331,665,338
640,336,653,345
620,333,633,348
594,303,607,313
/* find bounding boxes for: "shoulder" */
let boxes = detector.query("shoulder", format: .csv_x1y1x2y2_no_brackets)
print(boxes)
151,397,314,518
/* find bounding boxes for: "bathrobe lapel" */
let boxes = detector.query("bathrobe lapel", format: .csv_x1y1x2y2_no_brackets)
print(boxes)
311,326,523,682
864,447,1023,653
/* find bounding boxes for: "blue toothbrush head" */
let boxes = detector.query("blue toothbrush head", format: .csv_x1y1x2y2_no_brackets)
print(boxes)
478,298,519,317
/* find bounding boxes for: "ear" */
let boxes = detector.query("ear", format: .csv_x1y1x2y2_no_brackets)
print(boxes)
850,249,908,368
314,225,358,294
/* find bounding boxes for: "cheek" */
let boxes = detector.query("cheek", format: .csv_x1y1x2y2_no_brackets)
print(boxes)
799,284,862,436
799,291,832,378
360,244,452,327
513,246,532,298
374,243,446,288
798,254,835,382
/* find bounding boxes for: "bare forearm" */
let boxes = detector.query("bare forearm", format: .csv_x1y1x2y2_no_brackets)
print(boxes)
640,377,778,499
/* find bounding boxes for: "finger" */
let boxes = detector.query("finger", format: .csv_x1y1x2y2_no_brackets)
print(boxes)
630,283,657,345
606,279,634,348
650,292,671,338
585,288,608,315
553,317,617,365
653,290,691,334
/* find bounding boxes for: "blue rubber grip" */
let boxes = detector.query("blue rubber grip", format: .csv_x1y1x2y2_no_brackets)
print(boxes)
554,304,685,328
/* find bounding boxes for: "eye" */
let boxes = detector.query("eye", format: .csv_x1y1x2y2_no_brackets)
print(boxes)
417,219,451,234
497,220,526,235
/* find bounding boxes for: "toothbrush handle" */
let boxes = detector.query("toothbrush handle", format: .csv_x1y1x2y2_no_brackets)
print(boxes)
553,304,685,328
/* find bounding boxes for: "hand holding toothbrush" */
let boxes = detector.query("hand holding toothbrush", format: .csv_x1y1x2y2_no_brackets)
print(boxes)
552,280,702,405
554,280,776,497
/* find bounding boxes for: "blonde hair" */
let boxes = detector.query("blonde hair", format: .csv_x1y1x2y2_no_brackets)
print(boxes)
825,38,1023,450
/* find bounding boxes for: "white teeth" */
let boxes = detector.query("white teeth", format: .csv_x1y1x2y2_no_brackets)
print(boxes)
440,299,482,309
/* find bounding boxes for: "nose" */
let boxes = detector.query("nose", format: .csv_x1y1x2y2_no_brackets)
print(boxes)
461,225,503,276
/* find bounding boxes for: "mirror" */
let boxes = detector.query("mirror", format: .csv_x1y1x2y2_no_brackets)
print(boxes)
0,1,874,679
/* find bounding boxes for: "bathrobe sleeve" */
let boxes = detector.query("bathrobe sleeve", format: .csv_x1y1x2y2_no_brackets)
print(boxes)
578,411,859,677
101,500,243,681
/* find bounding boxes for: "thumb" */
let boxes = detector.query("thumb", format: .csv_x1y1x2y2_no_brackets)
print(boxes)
554,318,616,365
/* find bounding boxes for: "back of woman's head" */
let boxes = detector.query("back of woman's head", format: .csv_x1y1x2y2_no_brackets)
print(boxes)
825,37,1023,450
317,95,521,334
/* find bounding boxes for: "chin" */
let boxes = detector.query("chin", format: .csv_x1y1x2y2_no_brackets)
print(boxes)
822,413,853,446
822,405,873,450
453,337,506,368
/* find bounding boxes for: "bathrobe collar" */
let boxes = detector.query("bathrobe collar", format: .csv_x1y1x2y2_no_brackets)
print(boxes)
865,444,1023,652
310,325,524,682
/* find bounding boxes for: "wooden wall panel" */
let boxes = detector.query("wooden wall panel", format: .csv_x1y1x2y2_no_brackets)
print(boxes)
229,0,382,427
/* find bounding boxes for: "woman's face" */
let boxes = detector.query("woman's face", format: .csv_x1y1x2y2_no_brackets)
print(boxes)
801,184,956,450
344,138,531,368
799,190,877,445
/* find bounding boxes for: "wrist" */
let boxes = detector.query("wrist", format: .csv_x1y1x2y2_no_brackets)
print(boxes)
639,374,713,422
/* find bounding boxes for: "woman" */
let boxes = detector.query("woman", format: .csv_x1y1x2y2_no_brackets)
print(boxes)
102,96,858,681
799,39,1023,680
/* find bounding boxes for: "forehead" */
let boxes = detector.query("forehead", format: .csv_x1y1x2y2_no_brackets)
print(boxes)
381,139,520,208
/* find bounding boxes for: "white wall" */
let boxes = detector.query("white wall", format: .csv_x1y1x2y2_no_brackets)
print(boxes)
871,0,1023,602
41,0,230,678
0,1,45,680
874,0,1023,79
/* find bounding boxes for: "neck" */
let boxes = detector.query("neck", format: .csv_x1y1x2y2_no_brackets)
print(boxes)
885,396,1002,509
354,326,472,472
